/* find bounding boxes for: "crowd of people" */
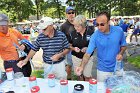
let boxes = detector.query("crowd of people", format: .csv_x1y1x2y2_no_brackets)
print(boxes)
0,6,140,83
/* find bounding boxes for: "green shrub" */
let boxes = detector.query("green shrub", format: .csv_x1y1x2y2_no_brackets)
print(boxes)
127,55,140,68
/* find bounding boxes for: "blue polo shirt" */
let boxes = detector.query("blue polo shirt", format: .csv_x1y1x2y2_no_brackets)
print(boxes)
86,25,127,72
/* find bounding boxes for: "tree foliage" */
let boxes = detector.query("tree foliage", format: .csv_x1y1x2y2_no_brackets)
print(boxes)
0,0,140,22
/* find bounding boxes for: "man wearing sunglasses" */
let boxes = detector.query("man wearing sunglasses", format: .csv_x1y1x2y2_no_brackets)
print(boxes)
75,11,127,82
18,17,70,79
60,6,76,80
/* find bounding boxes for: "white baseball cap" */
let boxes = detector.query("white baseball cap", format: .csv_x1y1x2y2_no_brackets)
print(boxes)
37,17,53,30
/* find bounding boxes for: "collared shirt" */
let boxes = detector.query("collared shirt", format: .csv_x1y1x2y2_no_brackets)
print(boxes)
0,28,25,60
60,19,75,39
86,25,127,72
32,30,69,64
68,28,94,59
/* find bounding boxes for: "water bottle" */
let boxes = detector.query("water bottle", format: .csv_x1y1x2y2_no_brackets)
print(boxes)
0,69,2,79
6,68,14,81
89,78,97,93
106,88,111,93
60,80,68,93
48,74,55,87
29,76,37,89
114,60,124,76
14,72,24,87
73,84,84,93
31,86,40,93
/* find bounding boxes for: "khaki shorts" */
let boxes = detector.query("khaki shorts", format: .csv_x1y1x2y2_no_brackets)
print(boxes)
72,55,93,77
43,60,67,80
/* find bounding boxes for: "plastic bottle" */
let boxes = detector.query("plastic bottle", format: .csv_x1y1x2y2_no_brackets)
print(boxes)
60,80,68,93
73,84,84,93
14,72,24,87
0,69,2,79
31,86,40,93
114,60,124,76
29,76,37,89
48,74,55,87
106,88,111,93
89,78,97,93
6,68,14,81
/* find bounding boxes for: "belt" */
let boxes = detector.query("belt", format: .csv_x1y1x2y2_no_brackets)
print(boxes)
4,60,17,63
45,58,64,64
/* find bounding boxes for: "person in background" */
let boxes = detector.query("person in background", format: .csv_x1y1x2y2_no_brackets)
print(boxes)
0,14,31,77
68,15,94,81
75,11,127,82
120,21,129,37
60,6,76,80
130,18,140,45
17,17,70,79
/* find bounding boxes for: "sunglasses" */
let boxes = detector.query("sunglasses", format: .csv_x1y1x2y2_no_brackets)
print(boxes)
67,12,75,14
96,23,107,26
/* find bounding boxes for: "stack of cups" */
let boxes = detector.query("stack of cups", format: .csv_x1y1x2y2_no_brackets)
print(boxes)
31,86,40,93
29,76,37,89
48,74,55,87
89,78,97,93
6,68,14,81
60,80,68,93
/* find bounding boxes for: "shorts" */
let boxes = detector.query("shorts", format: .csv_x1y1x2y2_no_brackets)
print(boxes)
72,55,93,77
43,60,67,79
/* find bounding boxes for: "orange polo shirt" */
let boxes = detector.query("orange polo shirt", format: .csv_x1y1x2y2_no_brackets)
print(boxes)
0,28,25,61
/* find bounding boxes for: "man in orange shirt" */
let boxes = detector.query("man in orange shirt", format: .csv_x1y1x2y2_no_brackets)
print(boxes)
0,14,31,77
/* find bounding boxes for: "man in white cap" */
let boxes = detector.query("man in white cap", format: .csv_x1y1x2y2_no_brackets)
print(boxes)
0,14,31,77
17,17,70,79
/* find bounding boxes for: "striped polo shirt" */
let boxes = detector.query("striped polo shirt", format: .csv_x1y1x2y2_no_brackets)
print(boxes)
32,30,69,64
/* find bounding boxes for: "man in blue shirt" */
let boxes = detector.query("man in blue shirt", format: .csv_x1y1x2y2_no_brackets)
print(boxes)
75,11,127,82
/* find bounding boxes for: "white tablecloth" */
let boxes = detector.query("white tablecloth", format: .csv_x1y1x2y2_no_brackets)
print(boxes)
0,78,106,93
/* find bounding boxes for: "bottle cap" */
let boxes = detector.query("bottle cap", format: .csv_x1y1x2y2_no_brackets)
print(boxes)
31,86,40,92
48,74,55,79
60,80,68,85
74,84,84,91
29,76,36,81
6,68,13,72
106,88,111,93
89,78,97,84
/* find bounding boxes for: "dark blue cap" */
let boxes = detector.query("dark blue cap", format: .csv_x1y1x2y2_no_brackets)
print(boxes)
66,6,75,13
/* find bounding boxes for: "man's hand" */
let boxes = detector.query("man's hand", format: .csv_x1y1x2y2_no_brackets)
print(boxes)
50,53,62,62
74,47,80,53
17,58,28,68
81,47,87,53
19,44,25,51
116,54,123,61
75,66,84,76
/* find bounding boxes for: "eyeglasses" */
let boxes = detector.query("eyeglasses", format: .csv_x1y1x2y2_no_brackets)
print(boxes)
67,12,75,14
96,23,107,26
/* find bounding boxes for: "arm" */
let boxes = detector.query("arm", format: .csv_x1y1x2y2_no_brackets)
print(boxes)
80,53,91,68
51,48,70,62
116,46,127,61
75,53,91,76
17,49,36,68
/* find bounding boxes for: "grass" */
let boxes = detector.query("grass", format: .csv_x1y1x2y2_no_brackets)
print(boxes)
31,70,44,78
31,69,78,80
127,55,140,68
